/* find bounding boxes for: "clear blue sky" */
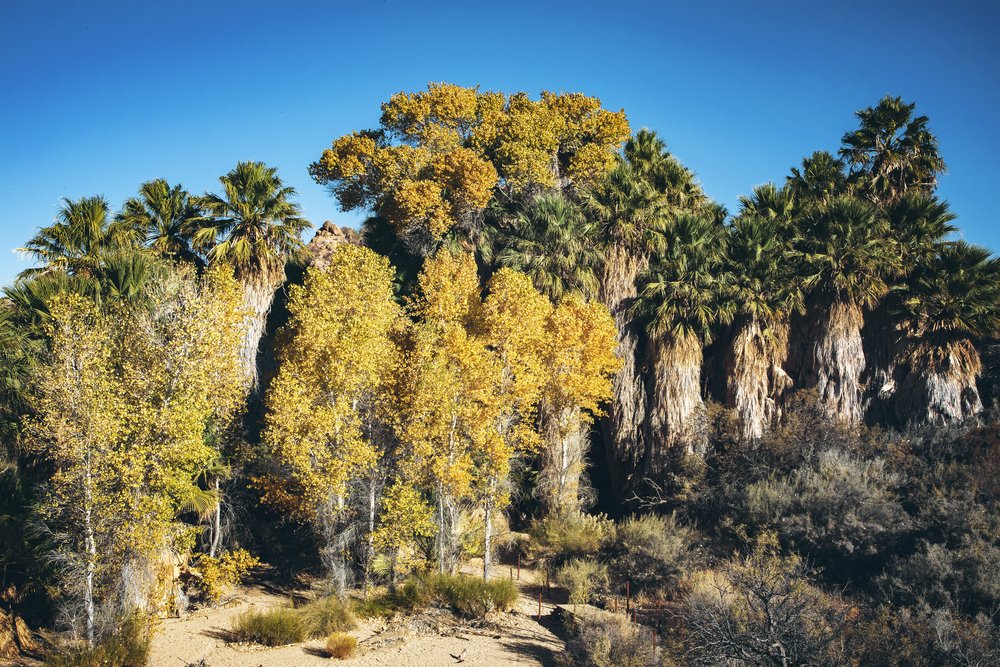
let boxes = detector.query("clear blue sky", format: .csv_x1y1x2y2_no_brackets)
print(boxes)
1,0,997,286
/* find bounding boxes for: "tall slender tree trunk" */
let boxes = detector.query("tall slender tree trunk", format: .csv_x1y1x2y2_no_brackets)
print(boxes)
647,332,706,467
895,337,984,425
539,406,587,516
482,493,494,580
209,478,222,559
802,297,865,424
437,485,446,575
364,482,376,591
599,246,648,500
724,317,792,441
83,452,96,647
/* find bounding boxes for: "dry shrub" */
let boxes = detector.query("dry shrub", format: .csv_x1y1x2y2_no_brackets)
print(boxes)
561,613,658,667
299,595,357,638
325,631,358,659
608,513,699,598
44,613,150,667
529,512,613,571
230,607,305,646
187,549,259,605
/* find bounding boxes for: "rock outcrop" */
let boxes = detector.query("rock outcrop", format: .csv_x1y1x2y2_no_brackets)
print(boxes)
306,221,361,269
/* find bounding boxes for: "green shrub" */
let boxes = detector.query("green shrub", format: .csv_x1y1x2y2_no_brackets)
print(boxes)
557,558,608,605
230,607,305,646
45,614,150,667
607,513,699,597
528,513,612,570
299,595,358,638
422,572,518,616
325,632,358,659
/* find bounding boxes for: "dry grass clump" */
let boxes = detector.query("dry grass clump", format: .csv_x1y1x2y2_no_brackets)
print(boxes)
325,631,358,659
230,607,305,646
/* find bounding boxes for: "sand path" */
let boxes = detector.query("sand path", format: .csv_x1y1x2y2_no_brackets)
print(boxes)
147,567,564,667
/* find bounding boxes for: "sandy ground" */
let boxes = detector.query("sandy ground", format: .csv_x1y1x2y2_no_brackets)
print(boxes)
147,568,565,667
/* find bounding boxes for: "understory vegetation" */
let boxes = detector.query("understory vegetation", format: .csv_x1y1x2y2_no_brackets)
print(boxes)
1,84,997,665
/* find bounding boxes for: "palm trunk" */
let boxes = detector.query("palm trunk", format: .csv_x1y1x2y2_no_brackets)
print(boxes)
599,245,649,499
647,331,706,466
861,298,904,426
239,270,283,390
895,337,984,425
725,316,791,441
802,298,866,424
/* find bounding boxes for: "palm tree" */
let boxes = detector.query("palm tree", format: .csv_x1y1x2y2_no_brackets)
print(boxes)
893,242,999,424
484,191,603,302
634,212,731,461
194,161,311,388
116,179,205,266
840,95,946,207
18,196,140,278
796,196,899,423
583,157,670,496
862,193,957,423
786,151,849,207
723,197,803,440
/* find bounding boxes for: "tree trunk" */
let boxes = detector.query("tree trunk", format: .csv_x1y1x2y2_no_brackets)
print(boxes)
647,331,706,467
861,298,904,426
724,316,792,441
209,478,222,559
437,486,446,575
363,482,376,591
895,337,984,425
483,494,494,580
83,452,96,647
801,298,865,424
599,246,649,500
539,406,587,515
239,271,282,390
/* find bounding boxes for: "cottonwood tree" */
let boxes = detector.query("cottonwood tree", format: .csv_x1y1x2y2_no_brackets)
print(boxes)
309,83,629,249
263,245,401,590
30,266,246,643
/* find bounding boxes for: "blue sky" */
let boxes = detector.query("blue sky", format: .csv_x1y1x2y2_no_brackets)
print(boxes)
1,0,997,285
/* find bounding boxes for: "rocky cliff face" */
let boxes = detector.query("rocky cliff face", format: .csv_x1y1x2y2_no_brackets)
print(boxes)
306,221,361,269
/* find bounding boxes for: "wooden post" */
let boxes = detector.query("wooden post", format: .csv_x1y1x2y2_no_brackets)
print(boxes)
509,566,513,580
537,591,542,620
517,553,521,580
626,580,631,614
613,596,618,613
545,570,550,597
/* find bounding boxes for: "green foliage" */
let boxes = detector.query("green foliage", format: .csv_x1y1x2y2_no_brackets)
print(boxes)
528,513,613,570
325,631,358,659
407,572,519,617
230,607,306,646
556,558,607,605
606,513,699,597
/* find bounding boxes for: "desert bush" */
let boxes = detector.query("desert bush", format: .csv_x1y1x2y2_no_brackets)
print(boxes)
325,631,358,659
679,535,851,666
187,549,259,605
44,613,150,667
879,536,1000,617
557,558,608,605
230,607,305,646
560,613,658,667
299,595,358,638
528,513,613,571
743,448,909,578
606,513,699,598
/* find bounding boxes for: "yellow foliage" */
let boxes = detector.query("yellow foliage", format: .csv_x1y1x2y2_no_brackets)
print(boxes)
30,267,249,617
311,83,629,239
264,245,402,514
191,549,260,605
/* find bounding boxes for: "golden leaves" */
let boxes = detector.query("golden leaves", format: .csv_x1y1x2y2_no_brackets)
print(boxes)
311,83,630,239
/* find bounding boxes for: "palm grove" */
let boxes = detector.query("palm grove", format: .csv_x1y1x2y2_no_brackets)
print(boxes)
1,84,998,664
